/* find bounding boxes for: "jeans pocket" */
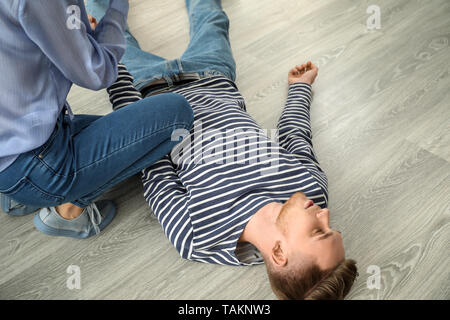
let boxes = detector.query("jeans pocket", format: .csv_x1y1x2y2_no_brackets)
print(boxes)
0,177,64,208
34,121,61,160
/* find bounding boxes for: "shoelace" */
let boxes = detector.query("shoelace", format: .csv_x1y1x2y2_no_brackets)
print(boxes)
86,203,102,235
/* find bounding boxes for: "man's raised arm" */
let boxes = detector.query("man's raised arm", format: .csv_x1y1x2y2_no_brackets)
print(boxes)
277,62,328,193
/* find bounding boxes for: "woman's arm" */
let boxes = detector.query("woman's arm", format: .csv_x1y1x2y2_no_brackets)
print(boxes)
18,0,129,90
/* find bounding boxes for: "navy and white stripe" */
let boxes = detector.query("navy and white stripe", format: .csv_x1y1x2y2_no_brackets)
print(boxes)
108,70,328,266
107,63,142,111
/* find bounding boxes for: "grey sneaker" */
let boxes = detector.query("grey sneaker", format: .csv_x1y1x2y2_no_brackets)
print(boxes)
33,200,116,239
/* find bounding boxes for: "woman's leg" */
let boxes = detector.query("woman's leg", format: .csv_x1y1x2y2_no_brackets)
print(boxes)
54,114,103,217
0,94,193,237
69,96,193,207
0,114,102,217
41,93,192,238
70,114,103,136
44,95,193,225
40,94,193,208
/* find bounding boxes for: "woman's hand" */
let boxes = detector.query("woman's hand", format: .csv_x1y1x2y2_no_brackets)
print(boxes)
87,0,130,30
88,14,98,30
288,61,319,85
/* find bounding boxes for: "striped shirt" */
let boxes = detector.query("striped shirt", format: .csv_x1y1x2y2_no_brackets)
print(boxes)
107,64,143,111
108,66,328,266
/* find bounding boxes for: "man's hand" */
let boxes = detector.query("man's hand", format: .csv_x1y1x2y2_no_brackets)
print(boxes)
288,61,318,85
88,14,98,30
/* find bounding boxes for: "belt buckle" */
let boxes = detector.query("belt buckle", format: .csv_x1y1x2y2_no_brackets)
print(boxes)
140,78,169,97
178,73,201,82
141,73,201,97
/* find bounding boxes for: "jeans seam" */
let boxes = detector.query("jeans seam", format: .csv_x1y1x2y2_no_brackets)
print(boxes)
72,199,88,208
74,122,191,175
33,122,190,179
34,153,69,179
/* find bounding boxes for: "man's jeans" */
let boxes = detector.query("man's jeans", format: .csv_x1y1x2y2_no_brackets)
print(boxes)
87,0,237,91
0,94,193,209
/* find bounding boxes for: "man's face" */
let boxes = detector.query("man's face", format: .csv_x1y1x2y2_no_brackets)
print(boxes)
276,192,345,271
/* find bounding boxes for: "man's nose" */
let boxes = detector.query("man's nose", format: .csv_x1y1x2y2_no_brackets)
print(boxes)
317,208,330,220
293,192,307,199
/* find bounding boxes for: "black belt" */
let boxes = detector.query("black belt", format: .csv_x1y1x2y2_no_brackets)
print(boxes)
140,73,202,97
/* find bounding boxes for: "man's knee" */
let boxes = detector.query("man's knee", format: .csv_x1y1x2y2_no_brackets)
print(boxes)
186,0,223,13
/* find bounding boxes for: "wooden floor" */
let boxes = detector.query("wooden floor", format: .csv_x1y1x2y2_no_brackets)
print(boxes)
1,0,449,300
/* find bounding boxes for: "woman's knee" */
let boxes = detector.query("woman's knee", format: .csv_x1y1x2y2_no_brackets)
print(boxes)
155,93,194,128
122,93,193,138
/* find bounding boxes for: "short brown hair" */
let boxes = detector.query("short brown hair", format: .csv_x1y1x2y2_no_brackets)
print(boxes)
266,259,358,300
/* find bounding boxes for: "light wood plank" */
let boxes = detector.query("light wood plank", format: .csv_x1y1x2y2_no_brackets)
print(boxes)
1,0,449,300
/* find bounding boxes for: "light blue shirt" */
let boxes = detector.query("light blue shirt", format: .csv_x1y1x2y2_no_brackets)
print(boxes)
0,0,129,172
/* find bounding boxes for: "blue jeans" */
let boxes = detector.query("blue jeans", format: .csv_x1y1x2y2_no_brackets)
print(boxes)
86,0,237,91
0,94,193,208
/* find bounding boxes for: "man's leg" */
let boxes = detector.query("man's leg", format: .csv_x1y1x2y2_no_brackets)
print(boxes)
180,0,236,81
86,0,171,90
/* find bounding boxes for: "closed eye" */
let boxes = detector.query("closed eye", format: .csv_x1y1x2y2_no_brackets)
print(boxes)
313,229,324,236
317,231,334,240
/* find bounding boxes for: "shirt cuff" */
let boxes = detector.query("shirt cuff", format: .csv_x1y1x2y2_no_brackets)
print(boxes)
289,82,312,89
109,0,129,17
288,82,312,101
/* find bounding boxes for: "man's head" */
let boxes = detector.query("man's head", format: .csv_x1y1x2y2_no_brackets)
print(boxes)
264,192,358,299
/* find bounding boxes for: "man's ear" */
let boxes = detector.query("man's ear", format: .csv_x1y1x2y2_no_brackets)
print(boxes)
271,240,288,267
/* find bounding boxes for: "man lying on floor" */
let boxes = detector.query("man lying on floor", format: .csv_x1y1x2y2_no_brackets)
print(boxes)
92,0,358,300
